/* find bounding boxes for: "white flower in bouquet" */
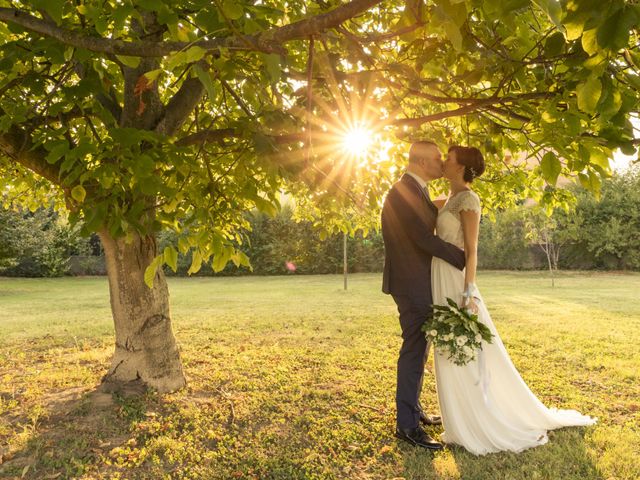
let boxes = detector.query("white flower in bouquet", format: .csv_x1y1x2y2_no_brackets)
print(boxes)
421,297,495,366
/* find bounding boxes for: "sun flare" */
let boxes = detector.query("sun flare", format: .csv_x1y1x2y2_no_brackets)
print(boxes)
342,126,373,157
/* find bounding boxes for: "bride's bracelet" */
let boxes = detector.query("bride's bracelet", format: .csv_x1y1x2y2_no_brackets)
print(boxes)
462,283,479,300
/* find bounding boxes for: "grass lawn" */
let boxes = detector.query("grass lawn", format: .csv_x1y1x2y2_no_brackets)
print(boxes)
0,271,639,479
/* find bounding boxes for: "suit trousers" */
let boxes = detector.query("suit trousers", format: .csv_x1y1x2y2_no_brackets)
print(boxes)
392,293,433,430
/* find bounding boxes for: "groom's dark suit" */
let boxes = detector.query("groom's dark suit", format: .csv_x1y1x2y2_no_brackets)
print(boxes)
381,172,465,430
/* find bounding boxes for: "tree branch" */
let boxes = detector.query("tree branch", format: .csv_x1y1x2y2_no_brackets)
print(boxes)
0,117,62,186
176,92,553,146
176,128,304,147
0,0,383,58
391,92,553,127
154,76,204,136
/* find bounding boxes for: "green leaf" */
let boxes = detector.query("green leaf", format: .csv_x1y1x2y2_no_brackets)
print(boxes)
131,154,156,178
599,86,622,117
82,202,107,233
177,237,190,254
144,254,164,288
576,76,602,114
116,55,141,68
212,246,232,272
163,246,178,272
71,185,86,203
261,53,281,82
32,0,65,25
563,8,589,41
252,196,277,216
232,250,251,269
193,64,218,100
166,46,206,70
195,8,224,32
590,149,610,170
144,69,163,83
253,132,276,155
113,5,134,32
138,0,167,11
443,21,463,51
168,22,190,42
544,32,565,56
533,0,563,28
221,0,244,20
185,45,206,63
188,250,203,275
540,152,561,185
581,28,599,56
45,140,69,164
597,6,637,51
578,171,602,199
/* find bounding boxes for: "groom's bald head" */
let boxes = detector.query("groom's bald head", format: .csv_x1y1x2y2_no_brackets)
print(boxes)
408,141,439,164
407,141,443,180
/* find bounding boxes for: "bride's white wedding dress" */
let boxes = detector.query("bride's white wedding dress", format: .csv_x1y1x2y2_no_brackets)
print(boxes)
430,190,597,455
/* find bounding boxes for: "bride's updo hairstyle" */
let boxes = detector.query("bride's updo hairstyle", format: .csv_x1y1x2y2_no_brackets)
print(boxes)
448,146,485,183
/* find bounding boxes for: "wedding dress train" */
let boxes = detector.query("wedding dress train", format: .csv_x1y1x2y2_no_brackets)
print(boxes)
431,190,596,455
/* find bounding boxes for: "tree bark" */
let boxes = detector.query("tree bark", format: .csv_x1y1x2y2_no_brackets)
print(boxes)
541,234,555,288
98,229,186,394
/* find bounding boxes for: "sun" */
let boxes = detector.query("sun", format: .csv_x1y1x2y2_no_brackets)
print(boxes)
342,125,373,158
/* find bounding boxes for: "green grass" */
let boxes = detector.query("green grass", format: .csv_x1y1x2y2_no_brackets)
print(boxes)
0,271,639,479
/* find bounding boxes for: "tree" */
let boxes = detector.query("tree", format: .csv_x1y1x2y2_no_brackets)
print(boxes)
560,166,640,269
522,207,576,287
0,0,638,393
0,203,91,276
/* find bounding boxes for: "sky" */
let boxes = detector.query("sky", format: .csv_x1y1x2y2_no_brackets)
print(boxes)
612,149,636,172
612,115,639,172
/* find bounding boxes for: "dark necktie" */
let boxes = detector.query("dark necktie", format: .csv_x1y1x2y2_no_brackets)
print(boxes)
422,185,431,202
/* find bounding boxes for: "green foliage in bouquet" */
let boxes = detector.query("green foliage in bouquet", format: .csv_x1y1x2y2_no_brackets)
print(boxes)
421,298,495,366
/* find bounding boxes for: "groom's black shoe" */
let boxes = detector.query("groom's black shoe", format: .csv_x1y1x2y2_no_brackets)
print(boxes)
419,412,442,426
395,426,444,450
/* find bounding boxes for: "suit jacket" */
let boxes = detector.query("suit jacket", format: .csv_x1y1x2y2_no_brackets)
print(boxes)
381,173,466,298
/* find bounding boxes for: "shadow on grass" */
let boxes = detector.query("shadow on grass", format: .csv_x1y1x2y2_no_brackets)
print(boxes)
399,426,602,480
0,381,153,479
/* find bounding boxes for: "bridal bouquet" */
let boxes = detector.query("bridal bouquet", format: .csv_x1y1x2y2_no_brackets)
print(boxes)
421,298,494,366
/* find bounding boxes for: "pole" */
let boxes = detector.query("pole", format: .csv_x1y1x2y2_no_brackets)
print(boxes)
343,232,347,290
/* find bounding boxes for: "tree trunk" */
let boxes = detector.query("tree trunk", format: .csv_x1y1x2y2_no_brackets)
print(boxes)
98,229,186,394
544,239,555,288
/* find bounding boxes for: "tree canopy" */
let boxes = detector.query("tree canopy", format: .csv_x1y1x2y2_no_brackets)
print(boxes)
1,0,639,280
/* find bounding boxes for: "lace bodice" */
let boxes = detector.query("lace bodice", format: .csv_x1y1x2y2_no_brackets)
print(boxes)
436,190,481,248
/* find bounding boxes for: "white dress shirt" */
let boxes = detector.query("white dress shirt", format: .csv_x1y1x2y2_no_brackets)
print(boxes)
405,170,429,195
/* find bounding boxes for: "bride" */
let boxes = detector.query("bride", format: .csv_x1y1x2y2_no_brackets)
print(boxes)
431,145,597,455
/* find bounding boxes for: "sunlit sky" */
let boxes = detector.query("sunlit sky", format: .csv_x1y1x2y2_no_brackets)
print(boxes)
613,149,635,171
612,116,639,172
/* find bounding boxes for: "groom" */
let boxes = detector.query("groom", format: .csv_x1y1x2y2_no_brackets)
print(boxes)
381,141,466,450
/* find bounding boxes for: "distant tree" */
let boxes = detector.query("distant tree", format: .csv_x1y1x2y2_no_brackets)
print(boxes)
524,209,569,286
0,204,91,276
562,166,640,269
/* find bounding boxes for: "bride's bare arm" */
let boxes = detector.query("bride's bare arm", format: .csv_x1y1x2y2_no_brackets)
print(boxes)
460,208,481,311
